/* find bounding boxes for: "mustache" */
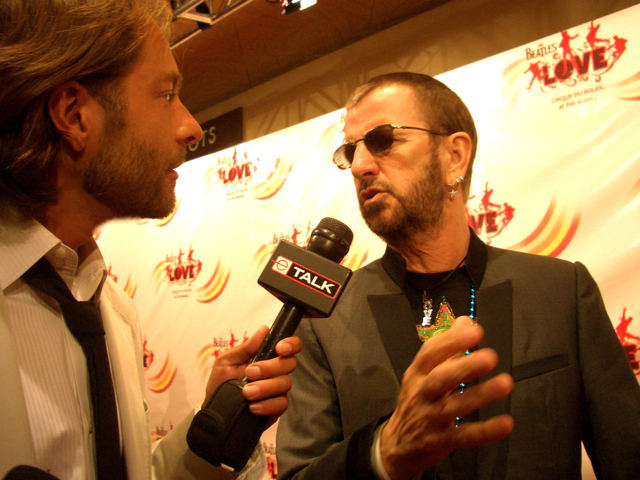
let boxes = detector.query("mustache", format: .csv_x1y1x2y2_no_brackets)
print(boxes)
358,178,395,196
170,148,187,170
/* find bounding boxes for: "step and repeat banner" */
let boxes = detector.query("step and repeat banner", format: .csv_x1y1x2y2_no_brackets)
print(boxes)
96,5,640,478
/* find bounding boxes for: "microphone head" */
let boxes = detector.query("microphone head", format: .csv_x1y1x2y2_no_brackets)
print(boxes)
307,217,353,263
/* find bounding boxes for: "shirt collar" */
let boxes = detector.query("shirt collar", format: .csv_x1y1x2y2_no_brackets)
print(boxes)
0,207,106,300
380,227,487,290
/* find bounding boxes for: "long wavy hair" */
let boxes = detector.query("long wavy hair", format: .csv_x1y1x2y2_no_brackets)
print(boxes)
0,0,173,212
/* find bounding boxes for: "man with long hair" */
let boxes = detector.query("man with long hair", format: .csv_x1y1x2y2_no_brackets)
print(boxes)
0,1,301,478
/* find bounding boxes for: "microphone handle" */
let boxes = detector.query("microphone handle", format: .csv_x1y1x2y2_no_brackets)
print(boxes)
252,302,304,363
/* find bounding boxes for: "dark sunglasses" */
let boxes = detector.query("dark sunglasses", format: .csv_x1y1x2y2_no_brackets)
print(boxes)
333,124,448,170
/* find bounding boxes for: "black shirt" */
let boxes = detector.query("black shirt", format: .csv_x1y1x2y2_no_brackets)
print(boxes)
379,229,489,480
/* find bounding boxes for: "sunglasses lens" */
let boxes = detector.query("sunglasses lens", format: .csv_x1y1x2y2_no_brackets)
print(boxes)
332,125,395,169
333,143,355,169
364,125,395,154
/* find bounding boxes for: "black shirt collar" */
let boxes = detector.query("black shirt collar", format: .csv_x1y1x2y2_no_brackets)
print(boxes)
380,227,487,290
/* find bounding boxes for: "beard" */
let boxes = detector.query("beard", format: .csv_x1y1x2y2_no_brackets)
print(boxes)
359,149,446,247
82,115,185,220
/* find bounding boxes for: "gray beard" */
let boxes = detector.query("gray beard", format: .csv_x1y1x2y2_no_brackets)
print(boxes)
360,150,446,248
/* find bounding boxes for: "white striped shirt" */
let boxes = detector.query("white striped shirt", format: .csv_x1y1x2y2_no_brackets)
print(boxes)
1,215,107,480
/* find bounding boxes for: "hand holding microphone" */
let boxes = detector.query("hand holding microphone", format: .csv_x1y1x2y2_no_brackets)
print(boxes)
187,218,353,471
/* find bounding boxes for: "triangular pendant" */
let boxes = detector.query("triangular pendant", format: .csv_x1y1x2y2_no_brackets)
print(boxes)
416,297,455,342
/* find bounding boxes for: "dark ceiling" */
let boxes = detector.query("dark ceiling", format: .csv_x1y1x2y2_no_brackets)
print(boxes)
171,0,451,115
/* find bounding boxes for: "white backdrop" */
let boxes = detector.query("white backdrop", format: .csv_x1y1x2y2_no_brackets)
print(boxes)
97,5,640,478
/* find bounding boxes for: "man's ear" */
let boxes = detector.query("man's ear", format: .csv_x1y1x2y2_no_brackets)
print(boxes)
444,132,472,183
47,81,97,153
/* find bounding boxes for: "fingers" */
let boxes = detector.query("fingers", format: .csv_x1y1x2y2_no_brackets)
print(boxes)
240,334,301,417
221,325,269,365
446,373,513,421
242,375,291,408
248,395,289,417
418,348,499,403
203,327,301,407
274,335,303,357
380,319,514,477
410,317,483,376
245,355,298,381
454,414,514,449
382,374,513,478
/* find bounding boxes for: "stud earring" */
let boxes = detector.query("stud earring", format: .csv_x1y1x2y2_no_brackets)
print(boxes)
448,181,457,198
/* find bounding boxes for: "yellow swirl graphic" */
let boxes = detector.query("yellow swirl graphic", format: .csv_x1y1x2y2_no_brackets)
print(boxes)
153,260,171,291
341,247,369,271
155,198,181,227
605,71,640,101
123,275,137,299
147,354,177,393
252,242,277,274
508,198,581,257
195,260,231,303
251,156,294,200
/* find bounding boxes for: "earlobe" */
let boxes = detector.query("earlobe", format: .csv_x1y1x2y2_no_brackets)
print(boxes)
445,132,472,181
48,82,92,153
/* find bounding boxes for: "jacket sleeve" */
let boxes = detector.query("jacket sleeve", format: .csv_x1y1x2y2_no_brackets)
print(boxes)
151,409,266,480
576,262,640,479
275,318,387,480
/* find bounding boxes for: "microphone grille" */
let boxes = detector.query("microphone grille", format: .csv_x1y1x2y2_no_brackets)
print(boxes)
316,217,353,246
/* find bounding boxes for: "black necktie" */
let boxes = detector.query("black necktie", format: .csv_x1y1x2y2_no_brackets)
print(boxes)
21,257,125,480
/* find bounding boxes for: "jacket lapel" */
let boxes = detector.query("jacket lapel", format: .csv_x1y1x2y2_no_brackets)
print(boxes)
476,280,513,480
368,293,422,383
100,280,151,480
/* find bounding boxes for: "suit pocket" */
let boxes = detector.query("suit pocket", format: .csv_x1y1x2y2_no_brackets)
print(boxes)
512,353,570,382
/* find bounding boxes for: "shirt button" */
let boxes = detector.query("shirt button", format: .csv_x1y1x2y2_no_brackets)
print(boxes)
53,246,66,267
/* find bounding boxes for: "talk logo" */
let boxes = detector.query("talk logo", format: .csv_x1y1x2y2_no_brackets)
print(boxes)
252,220,370,274
152,247,230,303
616,308,640,376
466,182,580,257
143,337,177,394
502,19,639,107
201,147,293,201
196,330,249,380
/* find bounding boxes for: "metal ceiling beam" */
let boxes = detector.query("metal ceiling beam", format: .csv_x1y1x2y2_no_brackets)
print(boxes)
170,0,256,49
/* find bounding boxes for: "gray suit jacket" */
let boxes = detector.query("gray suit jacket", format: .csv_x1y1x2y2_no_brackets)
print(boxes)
276,240,640,479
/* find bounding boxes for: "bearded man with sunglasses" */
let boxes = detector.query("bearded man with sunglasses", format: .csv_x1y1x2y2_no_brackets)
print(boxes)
276,72,640,480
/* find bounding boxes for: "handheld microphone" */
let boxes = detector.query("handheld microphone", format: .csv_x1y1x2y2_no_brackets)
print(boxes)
187,218,353,471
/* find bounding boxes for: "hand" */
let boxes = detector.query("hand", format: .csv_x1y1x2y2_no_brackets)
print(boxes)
203,325,302,428
381,317,513,480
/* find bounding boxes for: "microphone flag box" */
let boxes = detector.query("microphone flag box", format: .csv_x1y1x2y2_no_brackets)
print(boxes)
258,240,352,318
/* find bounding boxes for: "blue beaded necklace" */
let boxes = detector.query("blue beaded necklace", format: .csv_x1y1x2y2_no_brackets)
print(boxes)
411,254,476,427
456,281,476,427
